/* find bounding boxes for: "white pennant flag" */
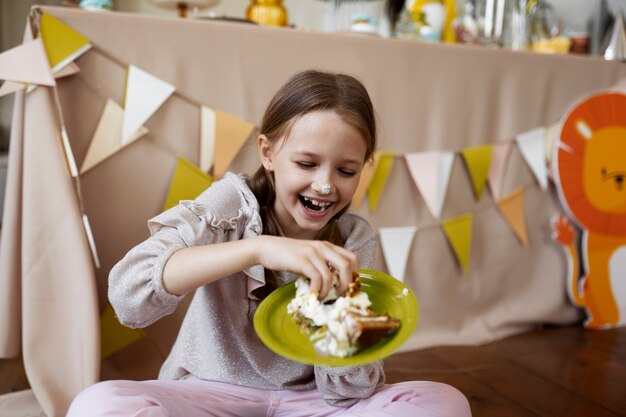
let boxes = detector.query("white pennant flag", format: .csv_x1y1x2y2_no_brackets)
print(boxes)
516,127,548,190
121,65,175,143
405,151,454,219
379,227,417,283
200,106,216,173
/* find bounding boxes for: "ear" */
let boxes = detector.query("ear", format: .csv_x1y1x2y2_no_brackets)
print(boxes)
257,134,274,170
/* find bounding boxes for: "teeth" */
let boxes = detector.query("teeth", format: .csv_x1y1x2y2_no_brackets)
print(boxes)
303,196,331,209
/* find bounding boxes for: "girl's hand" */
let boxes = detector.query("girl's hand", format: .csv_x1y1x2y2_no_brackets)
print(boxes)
255,236,358,299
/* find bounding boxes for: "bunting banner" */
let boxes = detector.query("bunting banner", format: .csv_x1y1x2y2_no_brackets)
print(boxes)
0,38,55,86
544,122,559,164
367,152,395,214
441,213,473,273
488,143,512,200
212,110,255,179
352,151,379,209
496,187,529,245
405,151,454,219
0,80,25,98
121,65,175,144
163,156,214,211
200,105,216,173
39,12,91,73
379,227,417,282
55,61,80,79
81,99,148,174
516,127,548,190
461,144,493,200
100,304,145,360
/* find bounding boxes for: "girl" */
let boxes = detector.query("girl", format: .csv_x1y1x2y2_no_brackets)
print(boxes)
67,70,471,416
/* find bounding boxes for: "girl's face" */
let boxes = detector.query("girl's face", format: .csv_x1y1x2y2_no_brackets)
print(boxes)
258,110,367,240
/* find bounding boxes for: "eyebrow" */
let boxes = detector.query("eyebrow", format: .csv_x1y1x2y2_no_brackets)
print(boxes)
295,151,363,166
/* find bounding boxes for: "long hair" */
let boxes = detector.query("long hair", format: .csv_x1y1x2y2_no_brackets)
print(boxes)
248,70,377,293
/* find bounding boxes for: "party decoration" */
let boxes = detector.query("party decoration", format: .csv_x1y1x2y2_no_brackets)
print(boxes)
441,213,473,273
516,127,548,190
121,65,175,143
544,122,559,164
39,12,91,73
367,152,395,214
0,38,55,86
379,227,417,282
0,81,25,98
55,61,81,79
603,10,626,62
461,144,492,200
496,187,528,245
552,91,626,329
405,151,454,219
81,99,148,173
487,143,512,200
100,304,145,360
352,151,379,209
163,156,214,211
200,106,216,173
212,110,255,179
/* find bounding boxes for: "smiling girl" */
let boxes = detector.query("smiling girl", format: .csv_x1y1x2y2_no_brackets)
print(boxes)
67,70,471,416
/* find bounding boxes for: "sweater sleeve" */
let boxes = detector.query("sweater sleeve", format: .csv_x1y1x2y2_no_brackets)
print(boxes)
314,213,385,407
108,173,262,328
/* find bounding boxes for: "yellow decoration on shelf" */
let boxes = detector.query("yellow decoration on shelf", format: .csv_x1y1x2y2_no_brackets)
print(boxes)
246,0,288,27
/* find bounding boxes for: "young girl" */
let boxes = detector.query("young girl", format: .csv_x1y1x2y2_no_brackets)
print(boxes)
67,70,471,416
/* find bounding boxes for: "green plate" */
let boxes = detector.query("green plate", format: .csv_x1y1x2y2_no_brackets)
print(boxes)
254,269,419,367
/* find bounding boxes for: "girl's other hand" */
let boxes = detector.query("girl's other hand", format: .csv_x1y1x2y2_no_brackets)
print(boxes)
254,236,358,299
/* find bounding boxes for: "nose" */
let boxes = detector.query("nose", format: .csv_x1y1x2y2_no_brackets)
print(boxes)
312,182,333,195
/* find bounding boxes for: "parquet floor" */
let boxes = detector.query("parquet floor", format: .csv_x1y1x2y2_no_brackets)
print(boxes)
2,325,625,416
384,325,626,417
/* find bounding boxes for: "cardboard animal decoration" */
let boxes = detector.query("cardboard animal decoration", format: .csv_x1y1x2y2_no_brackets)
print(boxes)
551,91,626,329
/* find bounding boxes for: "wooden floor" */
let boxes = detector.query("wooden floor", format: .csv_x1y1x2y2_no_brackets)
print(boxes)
384,325,626,417
2,324,625,416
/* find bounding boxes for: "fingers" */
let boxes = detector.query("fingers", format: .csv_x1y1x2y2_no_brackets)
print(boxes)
298,241,358,299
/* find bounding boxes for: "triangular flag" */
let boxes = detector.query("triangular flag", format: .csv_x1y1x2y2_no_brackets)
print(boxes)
200,106,216,173
39,12,91,73
379,226,417,282
0,80,25,98
441,213,473,273
405,151,454,219
488,143,512,200
80,99,148,174
544,122,559,164
163,156,214,211
516,127,548,190
100,304,145,360
212,110,255,179
367,152,395,214
121,65,175,143
55,61,80,79
496,187,529,245
461,144,493,200
351,151,380,209
0,38,55,86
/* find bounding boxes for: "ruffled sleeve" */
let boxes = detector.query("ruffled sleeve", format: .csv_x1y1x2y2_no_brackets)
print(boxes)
108,173,263,328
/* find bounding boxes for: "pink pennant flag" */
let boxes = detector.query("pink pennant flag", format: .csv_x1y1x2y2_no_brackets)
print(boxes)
0,38,55,86
405,151,454,219
488,143,512,200
0,80,25,98
55,62,80,79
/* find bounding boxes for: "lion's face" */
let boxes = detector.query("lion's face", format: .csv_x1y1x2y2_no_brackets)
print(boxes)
583,126,626,214
554,92,626,235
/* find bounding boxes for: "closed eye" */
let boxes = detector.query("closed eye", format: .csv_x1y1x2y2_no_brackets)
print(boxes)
295,161,315,169
338,169,357,177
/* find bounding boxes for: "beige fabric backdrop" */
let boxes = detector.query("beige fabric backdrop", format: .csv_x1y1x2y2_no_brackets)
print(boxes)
2,5,626,417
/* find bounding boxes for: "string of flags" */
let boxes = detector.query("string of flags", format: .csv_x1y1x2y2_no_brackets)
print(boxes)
0,10,560,359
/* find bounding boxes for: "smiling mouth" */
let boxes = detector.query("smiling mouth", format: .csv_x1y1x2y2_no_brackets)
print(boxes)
299,195,334,212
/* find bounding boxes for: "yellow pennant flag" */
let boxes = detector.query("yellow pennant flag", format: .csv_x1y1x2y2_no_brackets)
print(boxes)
213,110,255,179
39,12,91,72
100,304,145,360
461,144,493,200
496,187,529,245
367,152,395,214
441,213,473,273
351,152,380,209
163,156,214,211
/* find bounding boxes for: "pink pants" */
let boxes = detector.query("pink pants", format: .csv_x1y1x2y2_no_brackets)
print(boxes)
66,379,471,417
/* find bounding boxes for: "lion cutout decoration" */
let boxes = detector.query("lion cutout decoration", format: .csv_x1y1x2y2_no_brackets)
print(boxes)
551,91,626,329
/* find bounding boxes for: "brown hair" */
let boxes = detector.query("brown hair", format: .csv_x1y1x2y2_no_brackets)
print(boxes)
248,70,377,293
